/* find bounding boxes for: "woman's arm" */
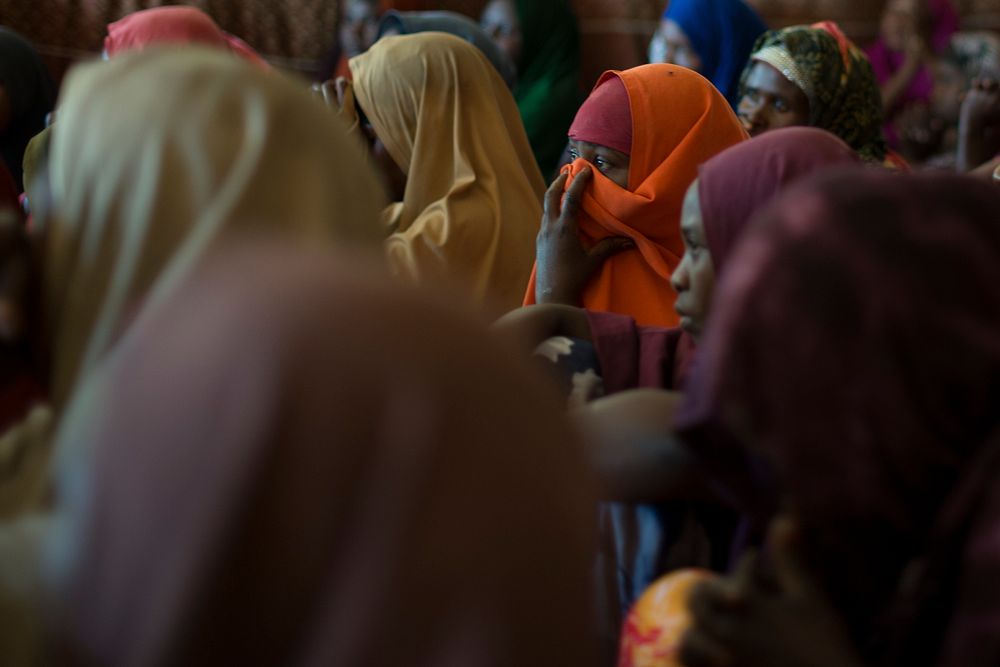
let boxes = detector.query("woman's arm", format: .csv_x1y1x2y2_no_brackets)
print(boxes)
492,304,593,353
575,389,714,502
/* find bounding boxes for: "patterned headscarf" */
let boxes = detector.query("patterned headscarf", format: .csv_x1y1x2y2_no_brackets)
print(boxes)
742,22,888,164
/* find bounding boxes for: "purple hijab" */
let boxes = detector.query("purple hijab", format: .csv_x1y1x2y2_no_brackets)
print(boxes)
588,128,861,392
677,171,1000,665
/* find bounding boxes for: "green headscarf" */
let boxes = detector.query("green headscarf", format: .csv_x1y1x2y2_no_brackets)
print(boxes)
742,23,889,164
513,0,582,180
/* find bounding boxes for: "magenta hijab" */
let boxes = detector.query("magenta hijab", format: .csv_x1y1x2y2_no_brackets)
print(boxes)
697,126,861,274
678,171,1000,665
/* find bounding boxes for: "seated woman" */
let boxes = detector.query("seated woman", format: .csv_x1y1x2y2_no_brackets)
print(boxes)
0,28,55,191
523,64,747,327
376,10,517,89
103,6,266,66
648,0,768,108
480,0,581,179
738,22,905,169
500,128,862,652
676,171,1000,667
892,32,1000,168
348,33,545,313
866,0,959,146
0,48,386,663
44,243,597,667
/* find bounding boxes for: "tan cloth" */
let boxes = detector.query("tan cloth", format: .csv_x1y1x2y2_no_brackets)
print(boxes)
350,33,546,314
1,47,386,663
44,47,385,411
48,242,599,666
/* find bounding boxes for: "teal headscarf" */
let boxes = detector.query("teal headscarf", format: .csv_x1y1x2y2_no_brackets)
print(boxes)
513,0,582,180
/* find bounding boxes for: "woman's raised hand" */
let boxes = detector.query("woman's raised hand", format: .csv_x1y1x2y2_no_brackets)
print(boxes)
534,167,633,305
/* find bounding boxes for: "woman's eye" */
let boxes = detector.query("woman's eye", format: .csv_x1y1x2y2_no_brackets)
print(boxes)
595,157,610,169
568,150,579,160
774,99,789,113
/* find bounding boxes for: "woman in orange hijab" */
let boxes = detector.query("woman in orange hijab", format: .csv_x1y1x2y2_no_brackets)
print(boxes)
524,65,747,327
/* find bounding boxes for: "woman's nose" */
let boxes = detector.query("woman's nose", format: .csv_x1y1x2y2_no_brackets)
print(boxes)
743,101,769,132
670,259,690,292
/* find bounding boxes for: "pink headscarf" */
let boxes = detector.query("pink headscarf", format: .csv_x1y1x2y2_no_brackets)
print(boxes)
104,6,268,68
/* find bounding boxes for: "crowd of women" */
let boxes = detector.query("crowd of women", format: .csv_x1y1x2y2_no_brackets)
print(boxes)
1,0,999,664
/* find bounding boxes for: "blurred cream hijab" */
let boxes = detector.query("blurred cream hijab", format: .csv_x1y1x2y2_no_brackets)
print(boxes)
0,47,385,662
44,46,386,411
350,33,545,314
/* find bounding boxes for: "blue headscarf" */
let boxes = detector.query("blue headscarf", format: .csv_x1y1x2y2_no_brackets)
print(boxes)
664,0,767,107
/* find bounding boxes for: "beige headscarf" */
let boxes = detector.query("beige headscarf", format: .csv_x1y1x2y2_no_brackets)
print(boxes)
350,33,546,314
0,47,385,662
44,47,386,411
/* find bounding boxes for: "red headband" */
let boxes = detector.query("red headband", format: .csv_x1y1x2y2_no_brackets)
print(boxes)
568,75,633,155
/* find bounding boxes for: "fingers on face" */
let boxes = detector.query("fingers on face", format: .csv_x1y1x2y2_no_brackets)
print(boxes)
543,172,570,220
561,167,591,217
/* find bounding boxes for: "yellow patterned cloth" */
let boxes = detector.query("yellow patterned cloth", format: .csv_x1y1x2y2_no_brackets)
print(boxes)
743,22,890,164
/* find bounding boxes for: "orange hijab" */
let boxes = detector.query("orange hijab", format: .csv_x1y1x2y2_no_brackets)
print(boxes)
524,65,747,326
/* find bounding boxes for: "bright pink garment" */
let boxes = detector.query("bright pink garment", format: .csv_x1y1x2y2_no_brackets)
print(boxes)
866,0,959,126
105,7,268,68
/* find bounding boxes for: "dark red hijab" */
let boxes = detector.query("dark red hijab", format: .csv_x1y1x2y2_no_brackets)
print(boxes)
697,126,860,273
678,171,1000,665
47,243,598,667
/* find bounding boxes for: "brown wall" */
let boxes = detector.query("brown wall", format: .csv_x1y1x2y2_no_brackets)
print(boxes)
3,0,1000,85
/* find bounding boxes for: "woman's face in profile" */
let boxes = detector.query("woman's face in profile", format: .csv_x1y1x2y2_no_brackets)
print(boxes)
481,0,523,67
649,19,702,73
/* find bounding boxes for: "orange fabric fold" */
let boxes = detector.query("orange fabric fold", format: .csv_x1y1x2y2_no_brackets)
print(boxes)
524,64,747,326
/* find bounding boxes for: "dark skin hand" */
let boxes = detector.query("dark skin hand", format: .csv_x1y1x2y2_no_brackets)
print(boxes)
681,517,864,667
958,78,1000,173
312,77,408,202
534,168,633,305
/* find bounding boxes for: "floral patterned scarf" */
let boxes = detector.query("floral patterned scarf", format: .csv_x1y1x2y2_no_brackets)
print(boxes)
742,22,889,164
